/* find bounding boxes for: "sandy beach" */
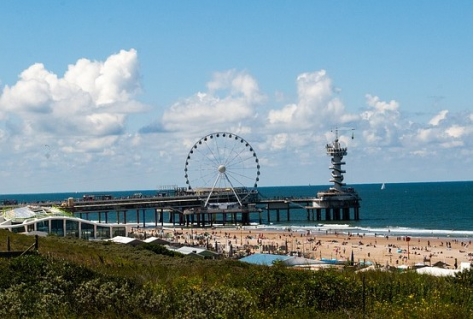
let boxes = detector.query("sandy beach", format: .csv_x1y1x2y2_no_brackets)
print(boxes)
137,226,473,269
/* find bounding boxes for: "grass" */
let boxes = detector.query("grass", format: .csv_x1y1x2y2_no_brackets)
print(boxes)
0,229,471,319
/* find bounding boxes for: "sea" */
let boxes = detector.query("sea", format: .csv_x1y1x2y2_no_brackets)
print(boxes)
1,181,472,239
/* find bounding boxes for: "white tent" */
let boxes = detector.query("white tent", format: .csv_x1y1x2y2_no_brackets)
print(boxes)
415,267,460,277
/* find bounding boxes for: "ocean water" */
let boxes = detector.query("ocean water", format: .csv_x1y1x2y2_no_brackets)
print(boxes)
257,181,473,238
1,181,472,238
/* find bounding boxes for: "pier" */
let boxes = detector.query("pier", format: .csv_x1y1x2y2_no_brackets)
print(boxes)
0,130,361,239
56,191,359,228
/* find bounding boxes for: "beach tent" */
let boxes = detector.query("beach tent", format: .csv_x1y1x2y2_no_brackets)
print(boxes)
175,246,207,255
281,256,326,267
416,267,460,277
167,245,220,259
397,264,410,270
143,237,171,245
109,236,144,246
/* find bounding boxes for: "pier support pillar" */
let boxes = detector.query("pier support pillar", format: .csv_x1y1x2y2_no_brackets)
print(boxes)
343,208,350,220
316,209,321,221
196,213,201,227
325,208,331,221
142,209,146,228
242,211,250,225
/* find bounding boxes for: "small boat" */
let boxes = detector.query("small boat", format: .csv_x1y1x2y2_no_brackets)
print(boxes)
381,183,385,190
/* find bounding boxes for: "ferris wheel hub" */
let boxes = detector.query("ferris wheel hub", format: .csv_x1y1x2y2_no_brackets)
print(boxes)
218,164,226,173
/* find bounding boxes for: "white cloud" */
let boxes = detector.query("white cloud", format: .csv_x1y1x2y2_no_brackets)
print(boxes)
161,70,264,133
429,110,448,126
0,51,471,192
64,49,141,105
360,94,402,146
445,125,468,138
267,70,357,130
0,49,143,146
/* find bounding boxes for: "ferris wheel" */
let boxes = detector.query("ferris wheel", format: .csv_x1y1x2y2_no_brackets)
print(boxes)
184,132,260,207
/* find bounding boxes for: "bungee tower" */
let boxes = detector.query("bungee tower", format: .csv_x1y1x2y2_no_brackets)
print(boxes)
312,129,361,220
327,132,347,192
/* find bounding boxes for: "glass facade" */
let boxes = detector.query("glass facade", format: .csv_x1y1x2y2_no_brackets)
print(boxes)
36,220,49,232
96,226,111,239
81,223,95,239
50,219,64,236
112,227,126,237
66,220,79,237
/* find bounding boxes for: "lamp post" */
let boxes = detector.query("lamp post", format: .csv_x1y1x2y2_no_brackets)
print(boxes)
406,236,411,260
240,225,243,246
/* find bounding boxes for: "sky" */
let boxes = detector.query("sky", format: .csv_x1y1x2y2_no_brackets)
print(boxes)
0,1,472,194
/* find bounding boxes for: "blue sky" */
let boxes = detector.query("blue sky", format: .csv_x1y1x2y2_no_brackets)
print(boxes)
0,1,472,193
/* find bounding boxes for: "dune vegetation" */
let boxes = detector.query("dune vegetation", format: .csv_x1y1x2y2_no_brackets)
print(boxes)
0,230,471,319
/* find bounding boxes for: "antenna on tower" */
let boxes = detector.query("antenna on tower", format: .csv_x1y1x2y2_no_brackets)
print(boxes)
331,127,355,141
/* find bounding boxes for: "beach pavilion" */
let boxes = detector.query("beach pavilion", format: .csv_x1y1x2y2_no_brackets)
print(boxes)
0,206,128,239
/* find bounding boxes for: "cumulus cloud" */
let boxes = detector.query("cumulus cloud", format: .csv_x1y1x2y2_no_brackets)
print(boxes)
0,49,143,149
267,70,357,131
358,94,406,147
0,52,471,191
160,70,264,133
358,95,473,155
263,70,358,155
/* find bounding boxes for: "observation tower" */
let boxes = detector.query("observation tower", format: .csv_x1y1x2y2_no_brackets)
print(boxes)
312,129,361,220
